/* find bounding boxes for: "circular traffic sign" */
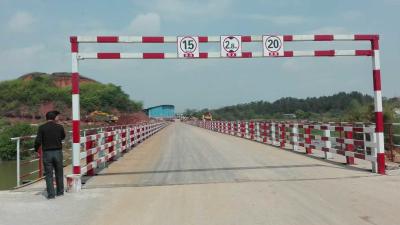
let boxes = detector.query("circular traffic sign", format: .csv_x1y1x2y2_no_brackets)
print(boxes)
179,36,198,54
264,36,282,53
223,36,240,53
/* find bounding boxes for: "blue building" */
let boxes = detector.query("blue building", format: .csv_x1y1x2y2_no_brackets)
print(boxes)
144,105,175,119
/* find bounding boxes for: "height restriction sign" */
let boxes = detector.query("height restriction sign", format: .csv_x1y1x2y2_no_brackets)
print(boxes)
178,36,199,58
221,36,242,57
263,35,284,57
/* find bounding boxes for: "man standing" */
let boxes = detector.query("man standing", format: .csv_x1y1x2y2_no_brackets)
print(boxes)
34,111,66,199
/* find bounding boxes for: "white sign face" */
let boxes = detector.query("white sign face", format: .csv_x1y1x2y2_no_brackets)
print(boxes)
220,36,242,57
178,36,199,58
263,35,284,57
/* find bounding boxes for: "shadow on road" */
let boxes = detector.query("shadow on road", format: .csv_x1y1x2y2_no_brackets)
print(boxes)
94,164,335,176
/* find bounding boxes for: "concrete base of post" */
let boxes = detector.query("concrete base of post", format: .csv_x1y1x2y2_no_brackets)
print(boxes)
372,161,378,173
324,152,333,159
66,174,82,192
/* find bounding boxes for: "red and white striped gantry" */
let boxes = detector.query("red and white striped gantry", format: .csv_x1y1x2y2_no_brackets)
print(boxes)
70,34,384,175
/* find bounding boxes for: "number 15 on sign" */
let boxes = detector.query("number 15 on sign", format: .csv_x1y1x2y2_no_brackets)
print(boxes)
178,36,199,58
263,35,284,57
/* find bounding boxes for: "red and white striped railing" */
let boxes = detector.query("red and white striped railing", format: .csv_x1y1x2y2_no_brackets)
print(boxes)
11,122,167,189
78,122,167,176
189,121,381,173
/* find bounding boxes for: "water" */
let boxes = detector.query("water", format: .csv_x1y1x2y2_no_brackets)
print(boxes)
0,160,17,190
0,160,39,190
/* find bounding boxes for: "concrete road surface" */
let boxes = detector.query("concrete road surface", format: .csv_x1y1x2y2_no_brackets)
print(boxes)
1,122,400,225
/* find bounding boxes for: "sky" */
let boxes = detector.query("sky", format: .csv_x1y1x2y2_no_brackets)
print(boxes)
0,0,399,112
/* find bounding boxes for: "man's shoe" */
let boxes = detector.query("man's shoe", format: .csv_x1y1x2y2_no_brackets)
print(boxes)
56,192,64,196
47,196,55,200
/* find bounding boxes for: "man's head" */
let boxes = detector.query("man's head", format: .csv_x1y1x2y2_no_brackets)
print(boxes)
46,111,61,121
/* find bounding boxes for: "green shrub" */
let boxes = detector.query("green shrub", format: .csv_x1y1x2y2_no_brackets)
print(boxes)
0,123,37,160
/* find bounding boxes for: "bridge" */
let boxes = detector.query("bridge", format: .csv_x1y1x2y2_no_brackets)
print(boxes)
1,33,398,225
1,121,400,225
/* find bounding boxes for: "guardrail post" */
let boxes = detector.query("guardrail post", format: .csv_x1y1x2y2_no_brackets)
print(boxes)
271,122,276,146
305,126,312,154
245,121,249,139
255,122,260,142
85,132,95,176
292,124,298,151
16,138,21,187
323,127,333,159
345,129,355,164
371,130,378,173
115,130,121,159
266,122,271,144
98,133,106,169
280,123,286,149
107,128,115,161
252,121,256,140
38,147,43,178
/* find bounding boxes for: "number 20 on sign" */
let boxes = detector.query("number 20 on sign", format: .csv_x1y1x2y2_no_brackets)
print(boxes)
263,35,284,57
178,36,199,58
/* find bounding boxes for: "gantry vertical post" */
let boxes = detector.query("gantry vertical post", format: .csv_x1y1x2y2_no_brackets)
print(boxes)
371,35,385,175
68,36,82,191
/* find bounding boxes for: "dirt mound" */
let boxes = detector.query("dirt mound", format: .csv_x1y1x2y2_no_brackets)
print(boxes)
116,112,149,125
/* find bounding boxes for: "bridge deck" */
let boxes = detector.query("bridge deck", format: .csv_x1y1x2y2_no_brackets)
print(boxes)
1,122,400,225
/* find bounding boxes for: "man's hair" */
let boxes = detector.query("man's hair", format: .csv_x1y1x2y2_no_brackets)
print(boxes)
46,111,60,120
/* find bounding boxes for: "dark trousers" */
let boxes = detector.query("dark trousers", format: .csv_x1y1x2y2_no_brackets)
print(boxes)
43,150,64,197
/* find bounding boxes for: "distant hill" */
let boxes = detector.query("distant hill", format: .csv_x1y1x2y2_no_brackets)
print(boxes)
185,92,400,122
0,72,143,120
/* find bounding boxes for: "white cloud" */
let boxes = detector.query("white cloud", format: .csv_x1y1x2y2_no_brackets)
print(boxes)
7,11,36,32
126,13,161,35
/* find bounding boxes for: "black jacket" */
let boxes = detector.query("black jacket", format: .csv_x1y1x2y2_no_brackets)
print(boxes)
34,121,66,152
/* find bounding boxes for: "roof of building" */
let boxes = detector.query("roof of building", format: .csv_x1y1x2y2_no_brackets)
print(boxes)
144,105,175,111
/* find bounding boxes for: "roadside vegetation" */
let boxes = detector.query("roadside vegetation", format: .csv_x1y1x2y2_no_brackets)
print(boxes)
184,92,400,123
0,75,143,118
0,74,143,161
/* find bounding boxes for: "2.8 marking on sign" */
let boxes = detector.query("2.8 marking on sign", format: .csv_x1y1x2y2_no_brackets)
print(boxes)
221,35,242,57
263,35,284,57
178,36,199,58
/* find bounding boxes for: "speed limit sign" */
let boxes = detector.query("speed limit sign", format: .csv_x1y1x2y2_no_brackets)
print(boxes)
263,35,284,57
221,36,242,57
178,36,199,58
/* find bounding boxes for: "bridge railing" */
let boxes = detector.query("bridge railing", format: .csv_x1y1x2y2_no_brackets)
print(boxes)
189,120,380,173
10,135,73,188
385,123,400,162
77,122,167,176
11,121,167,188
